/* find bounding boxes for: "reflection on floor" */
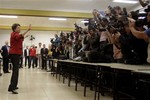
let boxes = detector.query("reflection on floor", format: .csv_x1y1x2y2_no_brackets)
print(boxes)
0,67,112,100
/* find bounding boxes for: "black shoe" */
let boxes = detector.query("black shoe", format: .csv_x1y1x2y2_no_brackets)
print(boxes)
15,87,19,90
47,70,51,72
4,72,10,73
8,90,18,94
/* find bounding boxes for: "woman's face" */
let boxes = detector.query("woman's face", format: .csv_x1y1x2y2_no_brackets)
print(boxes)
15,26,21,33
128,13,132,18
89,30,94,36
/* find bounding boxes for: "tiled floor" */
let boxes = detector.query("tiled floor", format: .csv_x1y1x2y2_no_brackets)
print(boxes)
0,67,113,100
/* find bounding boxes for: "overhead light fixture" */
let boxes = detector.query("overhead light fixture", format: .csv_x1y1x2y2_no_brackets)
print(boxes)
0,15,18,18
113,0,138,4
49,18,67,21
81,20,89,23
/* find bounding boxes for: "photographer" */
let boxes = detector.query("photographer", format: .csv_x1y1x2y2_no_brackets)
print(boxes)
85,28,100,62
93,5,148,64
129,5,150,43
121,10,148,64
139,0,149,7
52,34,61,47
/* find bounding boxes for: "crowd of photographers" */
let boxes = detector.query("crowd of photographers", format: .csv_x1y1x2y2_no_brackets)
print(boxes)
51,0,150,65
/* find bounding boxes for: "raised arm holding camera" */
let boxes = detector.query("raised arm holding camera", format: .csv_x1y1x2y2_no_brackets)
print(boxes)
129,5,150,43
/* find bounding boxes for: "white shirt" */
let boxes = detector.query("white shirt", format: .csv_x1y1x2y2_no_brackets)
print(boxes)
100,31,108,42
6,45,9,52
36,47,42,54
26,49,29,56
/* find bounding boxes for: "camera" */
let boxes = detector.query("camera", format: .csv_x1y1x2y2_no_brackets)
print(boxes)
50,38,54,43
129,10,147,27
91,6,129,35
30,35,35,40
74,23,82,33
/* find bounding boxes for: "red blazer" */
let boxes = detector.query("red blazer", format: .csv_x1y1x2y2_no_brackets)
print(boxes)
9,32,24,55
29,48,36,57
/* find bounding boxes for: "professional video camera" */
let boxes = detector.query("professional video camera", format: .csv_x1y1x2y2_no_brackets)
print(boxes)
128,10,147,28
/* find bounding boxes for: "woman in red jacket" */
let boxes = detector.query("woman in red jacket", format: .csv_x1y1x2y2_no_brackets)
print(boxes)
8,23,31,94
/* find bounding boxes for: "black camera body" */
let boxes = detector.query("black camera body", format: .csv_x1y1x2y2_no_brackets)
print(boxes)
50,38,54,43
30,35,35,40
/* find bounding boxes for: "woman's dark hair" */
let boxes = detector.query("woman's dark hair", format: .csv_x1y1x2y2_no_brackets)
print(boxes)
130,11,138,20
12,23,20,32
102,18,108,23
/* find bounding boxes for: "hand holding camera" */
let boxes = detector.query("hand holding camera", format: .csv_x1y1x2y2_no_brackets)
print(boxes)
128,18,136,28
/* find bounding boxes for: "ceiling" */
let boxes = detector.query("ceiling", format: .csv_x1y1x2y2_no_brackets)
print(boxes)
0,0,140,31
0,0,139,12
0,16,84,28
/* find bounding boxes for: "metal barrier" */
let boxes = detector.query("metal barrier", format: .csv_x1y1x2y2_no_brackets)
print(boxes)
50,59,150,100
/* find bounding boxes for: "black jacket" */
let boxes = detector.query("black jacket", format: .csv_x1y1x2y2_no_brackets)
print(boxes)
24,49,29,57
1,45,10,58
41,48,48,59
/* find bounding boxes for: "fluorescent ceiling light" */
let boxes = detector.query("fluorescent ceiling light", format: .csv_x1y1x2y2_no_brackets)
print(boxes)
49,18,67,21
0,15,18,18
81,20,89,23
113,0,138,4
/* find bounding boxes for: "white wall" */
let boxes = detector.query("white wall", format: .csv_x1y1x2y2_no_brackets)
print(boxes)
23,30,57,48
0,30,58,49
129,5,143,11
0,30,11,48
